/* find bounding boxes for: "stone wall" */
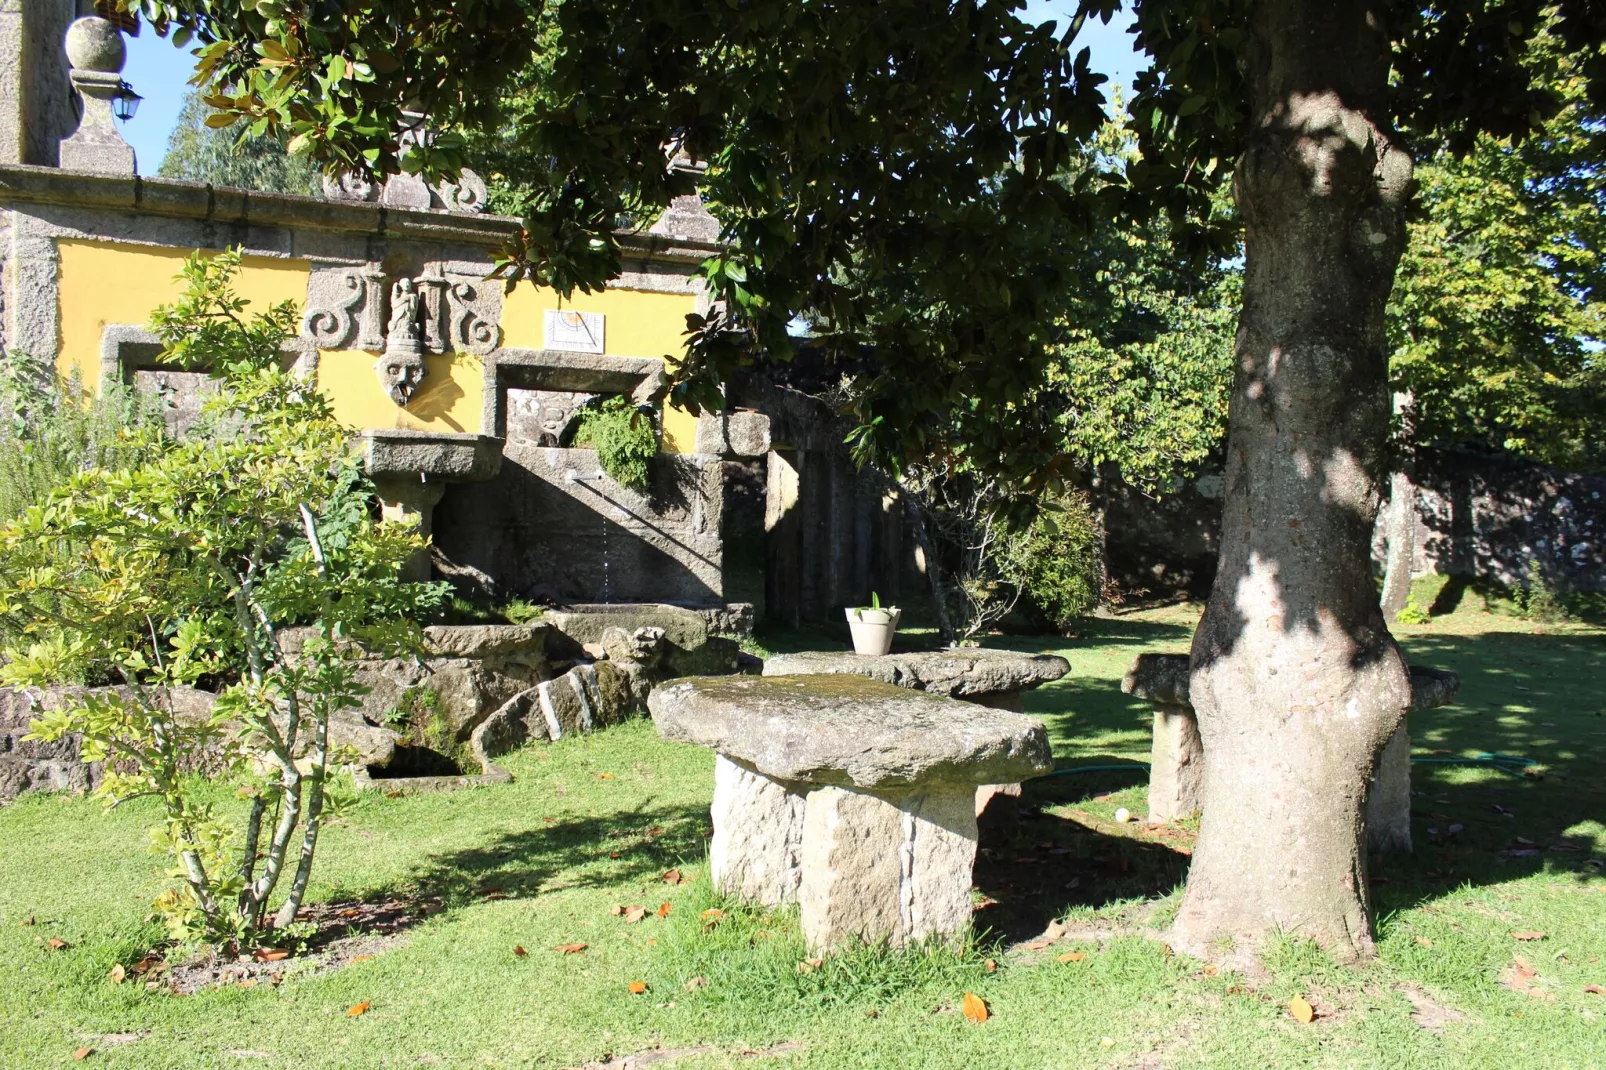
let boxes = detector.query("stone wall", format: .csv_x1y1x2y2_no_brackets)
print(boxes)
1106,448,1606,598
0,163,760,610
733,376,920,626
0,0,77,169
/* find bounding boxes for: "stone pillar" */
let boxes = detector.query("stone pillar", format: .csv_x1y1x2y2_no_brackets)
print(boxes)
1148,702,1204,823
1366,722,1412,854
372,475,446,582
709,755,806,905
798,783,977,951
59,16,136,175
0,0,77,167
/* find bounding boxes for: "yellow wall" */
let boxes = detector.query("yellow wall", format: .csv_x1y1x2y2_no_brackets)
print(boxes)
56,241,702,445
55,241,310,393
495,282,704,451
320,349,487,433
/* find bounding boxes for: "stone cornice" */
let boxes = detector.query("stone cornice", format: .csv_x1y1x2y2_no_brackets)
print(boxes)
0,163,722,266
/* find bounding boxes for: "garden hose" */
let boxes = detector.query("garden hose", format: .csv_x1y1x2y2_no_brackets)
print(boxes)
1410,752,1539,778
1031,751,1538,782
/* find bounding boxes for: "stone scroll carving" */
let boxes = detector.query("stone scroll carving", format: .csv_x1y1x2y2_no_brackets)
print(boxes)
302,263,502,407
319,114,490,215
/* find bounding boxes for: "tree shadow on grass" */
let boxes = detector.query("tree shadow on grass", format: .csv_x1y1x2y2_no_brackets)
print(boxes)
1370,627,1606,912
399,799,711,912
972,762,1189,943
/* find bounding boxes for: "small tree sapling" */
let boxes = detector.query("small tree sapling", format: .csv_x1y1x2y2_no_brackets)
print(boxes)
0,250,444,949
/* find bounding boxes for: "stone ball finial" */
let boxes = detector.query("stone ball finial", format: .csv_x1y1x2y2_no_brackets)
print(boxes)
65,17,127,74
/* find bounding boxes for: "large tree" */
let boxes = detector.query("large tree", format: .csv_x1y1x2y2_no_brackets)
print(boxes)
121,0,1604,964
159,88,321,195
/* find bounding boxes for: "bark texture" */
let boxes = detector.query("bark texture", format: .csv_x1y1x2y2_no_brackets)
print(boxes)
1170,2,1414,964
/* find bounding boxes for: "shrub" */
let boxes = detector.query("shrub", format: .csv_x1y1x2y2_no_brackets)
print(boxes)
0,351,161,520
1004,489,1104,632
0,250,444,950
573,396,657,490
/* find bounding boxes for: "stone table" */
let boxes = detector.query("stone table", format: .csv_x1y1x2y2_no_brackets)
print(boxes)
1122,653,1460,851
761,648,1069,825
761,648,1070,712
648,674,1052,951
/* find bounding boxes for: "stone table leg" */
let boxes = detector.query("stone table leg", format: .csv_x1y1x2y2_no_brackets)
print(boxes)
709,755,807,906
1148,701,1204,823
372,475,447,583
1366,722,1412,854
973,783,1021,839
798,783,977,952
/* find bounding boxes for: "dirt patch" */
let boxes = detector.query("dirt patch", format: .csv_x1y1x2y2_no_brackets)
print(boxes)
1397,983,1467,1032
577,1041,804,1068
132,894,442,995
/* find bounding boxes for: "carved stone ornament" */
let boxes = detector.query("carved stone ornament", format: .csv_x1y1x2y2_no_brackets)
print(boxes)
319,114,490,214
376,351,428,407
377,278,428,405
303,261,502,407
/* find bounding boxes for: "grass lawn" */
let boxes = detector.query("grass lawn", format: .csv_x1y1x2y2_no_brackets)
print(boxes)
1,603,1603,1069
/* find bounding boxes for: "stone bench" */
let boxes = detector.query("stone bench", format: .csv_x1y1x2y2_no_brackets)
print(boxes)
648,674,1052,951
761,648,1069,824
1121,653,1460,851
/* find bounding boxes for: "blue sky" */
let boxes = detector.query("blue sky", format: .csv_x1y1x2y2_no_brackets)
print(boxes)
118,2,1147,174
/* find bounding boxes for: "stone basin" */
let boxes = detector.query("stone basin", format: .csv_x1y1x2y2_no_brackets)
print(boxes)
648,673,1052,951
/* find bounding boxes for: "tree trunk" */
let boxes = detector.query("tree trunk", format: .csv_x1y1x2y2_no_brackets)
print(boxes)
1170,2,1415,964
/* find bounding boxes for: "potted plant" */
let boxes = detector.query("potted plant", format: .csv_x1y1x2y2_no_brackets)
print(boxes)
845,592,901,656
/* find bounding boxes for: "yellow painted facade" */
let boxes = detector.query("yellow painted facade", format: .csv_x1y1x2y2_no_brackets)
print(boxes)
55,240,310,392
53,241,704,449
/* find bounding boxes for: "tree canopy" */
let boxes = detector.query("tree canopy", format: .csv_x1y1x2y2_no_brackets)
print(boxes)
121,0,1603,484
1387,23,1606,472
158,88,321,195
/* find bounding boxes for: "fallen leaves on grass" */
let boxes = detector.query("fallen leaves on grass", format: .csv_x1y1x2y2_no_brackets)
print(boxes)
700,909,724,927
1288,996,1315,1024
347,1002,370,1017
252,948,289,963
1502,957,1555,1000
1055,952,1084,963
983,959,997,974
658,901,672,918
1583,984,1605,995
662,869,684,885
961,993,989,1023
595,773,616,780
107,964,125,984
513,945,528,957
1511,931,1546,941
796,958,823,974
72,1048,93,1061
684,976,707,991
628,981,648,995
48,937,67,951
1414,936,1433,949
555,943,588,955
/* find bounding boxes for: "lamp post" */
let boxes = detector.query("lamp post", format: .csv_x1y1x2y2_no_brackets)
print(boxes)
112,82,142,123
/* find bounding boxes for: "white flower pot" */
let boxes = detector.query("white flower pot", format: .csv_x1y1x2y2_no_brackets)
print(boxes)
845,607,901,656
